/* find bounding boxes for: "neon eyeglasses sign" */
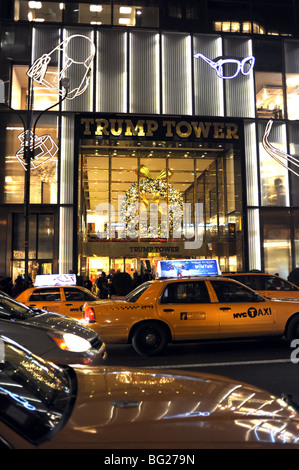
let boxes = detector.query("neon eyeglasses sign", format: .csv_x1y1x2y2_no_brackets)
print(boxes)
194,52,255,79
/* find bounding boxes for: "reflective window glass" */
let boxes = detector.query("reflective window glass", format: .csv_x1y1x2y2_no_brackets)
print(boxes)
64,287,94,301
28,288,61,301
113,3,158,27
38,214,54,259
255,72,284,119
261,210,292,279
284,41,299,120
210,280,257,303
258,121,289,207
4,115,58,204
161,281,210,304
15,1,63,22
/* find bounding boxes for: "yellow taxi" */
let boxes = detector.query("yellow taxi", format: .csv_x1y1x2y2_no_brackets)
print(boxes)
16,285,97,321
82,276,299,356
223,272,299,299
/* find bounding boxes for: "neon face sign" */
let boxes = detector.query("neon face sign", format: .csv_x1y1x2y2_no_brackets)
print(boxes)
194,52,255,79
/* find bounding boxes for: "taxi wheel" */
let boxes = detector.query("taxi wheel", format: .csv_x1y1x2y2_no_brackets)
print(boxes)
286,314,299,343
132,322,168,356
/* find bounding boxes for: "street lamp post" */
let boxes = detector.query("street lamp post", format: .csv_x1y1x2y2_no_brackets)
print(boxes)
23,77,70,284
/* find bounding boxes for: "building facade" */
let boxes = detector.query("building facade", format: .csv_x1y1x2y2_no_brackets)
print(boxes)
1,0,299,283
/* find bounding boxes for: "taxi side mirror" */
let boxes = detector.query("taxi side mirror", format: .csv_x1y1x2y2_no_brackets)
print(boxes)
254,293,265,302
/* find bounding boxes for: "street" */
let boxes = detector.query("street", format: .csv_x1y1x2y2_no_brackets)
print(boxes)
104,337,299,406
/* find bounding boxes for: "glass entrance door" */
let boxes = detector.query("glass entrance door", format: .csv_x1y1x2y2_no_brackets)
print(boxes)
78,138,244,276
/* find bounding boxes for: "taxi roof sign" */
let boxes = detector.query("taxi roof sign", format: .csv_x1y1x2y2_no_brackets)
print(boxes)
156,259,221,279
35,274,77,287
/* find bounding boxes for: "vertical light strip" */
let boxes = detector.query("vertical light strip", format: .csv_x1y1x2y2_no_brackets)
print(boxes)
224,37,255,118
124,31,128,113
129,31,132,113
193,34,224,116
161,33,165,114
162,32,193,115
97,30,127,113
248,39,256,118
247,209,261,271
59,115,74,274
187,34,192,115
244,121,259,206
217,36,225,116
60,115,74,205
59,207,73,274
156,33,160,114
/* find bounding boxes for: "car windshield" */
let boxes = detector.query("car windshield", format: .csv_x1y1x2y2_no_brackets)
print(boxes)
125,282,152,302
0,338,76,445
0,296,37,320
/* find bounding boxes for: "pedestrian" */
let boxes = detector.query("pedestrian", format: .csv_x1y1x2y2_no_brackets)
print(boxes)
11,275,25,298
95,272,108,299
288,267,299,286
83,276,93,291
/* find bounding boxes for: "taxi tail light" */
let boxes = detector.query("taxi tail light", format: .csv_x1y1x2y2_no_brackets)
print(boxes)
84,306,96,323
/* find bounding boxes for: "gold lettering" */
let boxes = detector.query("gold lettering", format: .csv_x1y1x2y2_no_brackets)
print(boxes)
213,122,225,139
81,118,94,135
225,123,239,139
125,120,145,136
191,122,211,138
110,119,124,136
95,119,109,136
176,121,192,138
163,120,175,137
146,120,158,136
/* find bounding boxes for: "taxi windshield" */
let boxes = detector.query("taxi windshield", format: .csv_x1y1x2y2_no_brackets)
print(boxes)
0,296,37,320
0,338,76,445
125,282,152,302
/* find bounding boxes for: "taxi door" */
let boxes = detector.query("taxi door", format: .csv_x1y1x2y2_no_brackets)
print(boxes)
26,287,63,314
156,280,220,341
209,279,275,337
61,287,96,320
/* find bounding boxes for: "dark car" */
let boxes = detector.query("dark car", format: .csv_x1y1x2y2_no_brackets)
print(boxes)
223,272,299,299
0,293,106,366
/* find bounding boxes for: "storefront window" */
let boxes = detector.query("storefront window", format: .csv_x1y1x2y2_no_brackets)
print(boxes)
78,132,243,276
258,121,289,207
14,1,158,27
284,40,299,120
113,3,158,27
12,64,59,111
255,72,284,119
4,114,58,204
254,39,284,119
15,1,63,22
261,210,292,279
12,212,54,281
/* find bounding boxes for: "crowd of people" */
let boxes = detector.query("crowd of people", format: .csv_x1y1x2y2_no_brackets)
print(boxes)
90,269,154,299
2,267,299,301
0,274,33,298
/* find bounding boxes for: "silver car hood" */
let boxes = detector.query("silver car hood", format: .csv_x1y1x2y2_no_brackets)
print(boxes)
19,311,98,341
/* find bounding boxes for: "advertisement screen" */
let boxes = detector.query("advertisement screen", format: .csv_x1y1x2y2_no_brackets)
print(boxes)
35,274,77,287
156,259,221,278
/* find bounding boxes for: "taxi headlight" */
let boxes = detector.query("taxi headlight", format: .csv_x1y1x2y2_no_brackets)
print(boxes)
52,334,91,352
